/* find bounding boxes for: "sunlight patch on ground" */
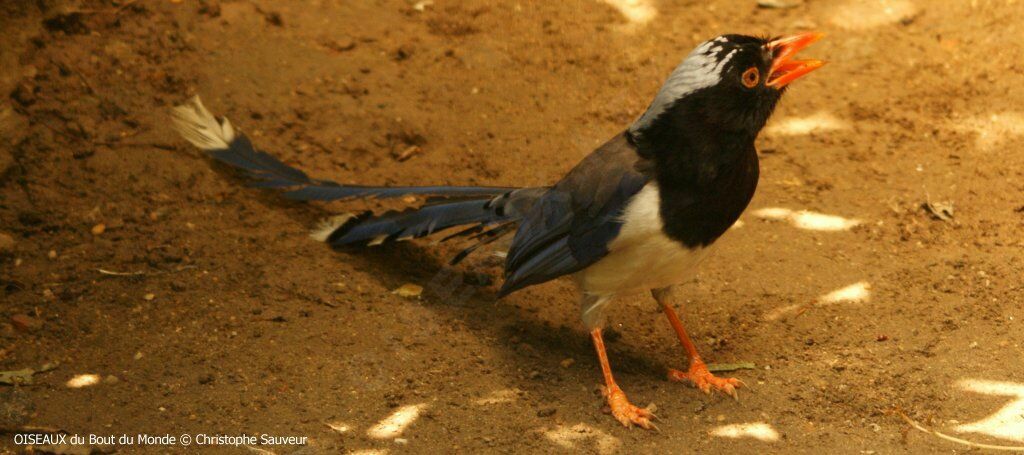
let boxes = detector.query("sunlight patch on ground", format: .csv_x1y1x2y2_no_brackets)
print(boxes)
66,374,100,388
751,207,861,232
955,379,1024,442
764,303,802,321
474,388,521,405
709,422,780,442
600,0,657,25
367,404,427,439
543,423,621,455
829,0,918,30
819,281,871,304
764,112,849,136
955,112,1024,150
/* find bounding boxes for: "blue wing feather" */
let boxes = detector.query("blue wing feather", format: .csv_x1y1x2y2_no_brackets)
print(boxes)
499,133,651,296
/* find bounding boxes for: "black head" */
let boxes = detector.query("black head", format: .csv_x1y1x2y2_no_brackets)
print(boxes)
628,33,824,155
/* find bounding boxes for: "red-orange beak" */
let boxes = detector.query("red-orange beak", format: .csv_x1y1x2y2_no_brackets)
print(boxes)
766,32,826,89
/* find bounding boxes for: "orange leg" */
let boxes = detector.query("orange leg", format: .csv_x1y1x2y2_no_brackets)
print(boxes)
590,329,657,430
653,288,742,398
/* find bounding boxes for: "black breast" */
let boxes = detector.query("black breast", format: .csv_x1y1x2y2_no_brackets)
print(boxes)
656,145,759,248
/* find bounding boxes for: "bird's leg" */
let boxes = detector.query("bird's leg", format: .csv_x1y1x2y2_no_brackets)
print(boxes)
590,328,656,429
652,287,742,398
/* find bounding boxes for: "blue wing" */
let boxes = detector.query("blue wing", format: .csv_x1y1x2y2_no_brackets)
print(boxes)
498,133,651,296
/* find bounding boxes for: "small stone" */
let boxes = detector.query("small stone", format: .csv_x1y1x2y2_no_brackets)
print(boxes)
528,370,541,380
198,373,214,385
103,375,119,385
91,223,106,235
47,250,57,259
0,232,14,254
536,408,556,417
322,37,356,52
133,352,144,360
560,358,575,368
143,293,155,301
10,314,42,332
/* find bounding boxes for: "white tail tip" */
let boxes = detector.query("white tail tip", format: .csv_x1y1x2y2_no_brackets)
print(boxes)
171,95,236,151
310,214,356,242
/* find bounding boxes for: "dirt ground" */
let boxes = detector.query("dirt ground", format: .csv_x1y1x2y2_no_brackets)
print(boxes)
2,0,1024,453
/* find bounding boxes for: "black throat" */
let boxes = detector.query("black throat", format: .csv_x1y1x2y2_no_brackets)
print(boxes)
630,111,761,249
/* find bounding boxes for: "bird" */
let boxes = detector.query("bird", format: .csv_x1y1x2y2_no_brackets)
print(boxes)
171,32,824,430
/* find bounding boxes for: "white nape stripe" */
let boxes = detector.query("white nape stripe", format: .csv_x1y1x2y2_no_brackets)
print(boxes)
309,213,356,242
630,38,737,135
170,95,236,151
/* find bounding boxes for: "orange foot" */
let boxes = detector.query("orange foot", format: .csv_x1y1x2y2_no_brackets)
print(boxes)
668,361,742,399
602,386,658,430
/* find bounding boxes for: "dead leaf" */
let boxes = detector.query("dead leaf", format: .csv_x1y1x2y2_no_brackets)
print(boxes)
0,362,59,385
923,200,954,221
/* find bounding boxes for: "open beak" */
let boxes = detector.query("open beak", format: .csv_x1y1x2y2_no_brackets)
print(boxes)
766,32,826,89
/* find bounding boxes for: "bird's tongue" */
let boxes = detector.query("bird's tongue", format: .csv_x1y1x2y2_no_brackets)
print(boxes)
767,32,826,88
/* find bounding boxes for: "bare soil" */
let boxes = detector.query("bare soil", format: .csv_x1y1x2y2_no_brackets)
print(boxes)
2,0,1023,453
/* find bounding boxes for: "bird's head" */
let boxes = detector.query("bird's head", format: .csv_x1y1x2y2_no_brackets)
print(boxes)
629,32,824,153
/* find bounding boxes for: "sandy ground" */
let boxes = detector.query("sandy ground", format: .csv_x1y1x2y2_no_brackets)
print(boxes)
2,0,1024,453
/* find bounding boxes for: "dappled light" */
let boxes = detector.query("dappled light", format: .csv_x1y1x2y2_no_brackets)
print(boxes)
600,0,657,25
752,207,861,232
543,423,621,454
764,112,849,136
367,404,427,440
709,422,780,442
956,112,1024,150
829,0,919,30
65,374,100,389
819,281,871,304
955,379,1024,442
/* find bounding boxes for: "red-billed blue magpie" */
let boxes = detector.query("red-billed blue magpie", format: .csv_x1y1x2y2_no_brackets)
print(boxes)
172,32,824,429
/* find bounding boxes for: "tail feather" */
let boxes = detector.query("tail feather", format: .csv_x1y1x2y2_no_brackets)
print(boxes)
171,96,516,202
171,95,546,262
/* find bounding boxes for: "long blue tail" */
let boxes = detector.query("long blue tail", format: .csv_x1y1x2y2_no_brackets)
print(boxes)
171,96,542,259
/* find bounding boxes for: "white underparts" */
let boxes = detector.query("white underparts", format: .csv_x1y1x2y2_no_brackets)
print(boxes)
577,184,710,329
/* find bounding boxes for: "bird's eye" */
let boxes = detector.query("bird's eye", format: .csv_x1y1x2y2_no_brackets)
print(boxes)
741,67,760,88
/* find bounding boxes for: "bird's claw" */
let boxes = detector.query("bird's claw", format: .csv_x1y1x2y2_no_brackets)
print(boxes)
601,386,658,430
668,362,743,400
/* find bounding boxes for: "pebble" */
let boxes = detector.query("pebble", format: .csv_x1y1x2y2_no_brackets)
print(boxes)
103,375,119,385
0,232,14,254
91,223,106,235
143,293,155,301
10,314,42,332
560,358,575,368
536,408,556,417
47,250,57,259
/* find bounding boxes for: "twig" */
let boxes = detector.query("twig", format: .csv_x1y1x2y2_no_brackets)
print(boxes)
707,362,757,373
0,425,66,435
896,409,1024,452
97,268,145,276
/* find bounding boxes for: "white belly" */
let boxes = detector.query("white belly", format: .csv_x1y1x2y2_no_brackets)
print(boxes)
577,183,709,297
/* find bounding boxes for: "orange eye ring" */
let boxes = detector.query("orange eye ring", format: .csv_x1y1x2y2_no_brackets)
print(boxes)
741,67,760,88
